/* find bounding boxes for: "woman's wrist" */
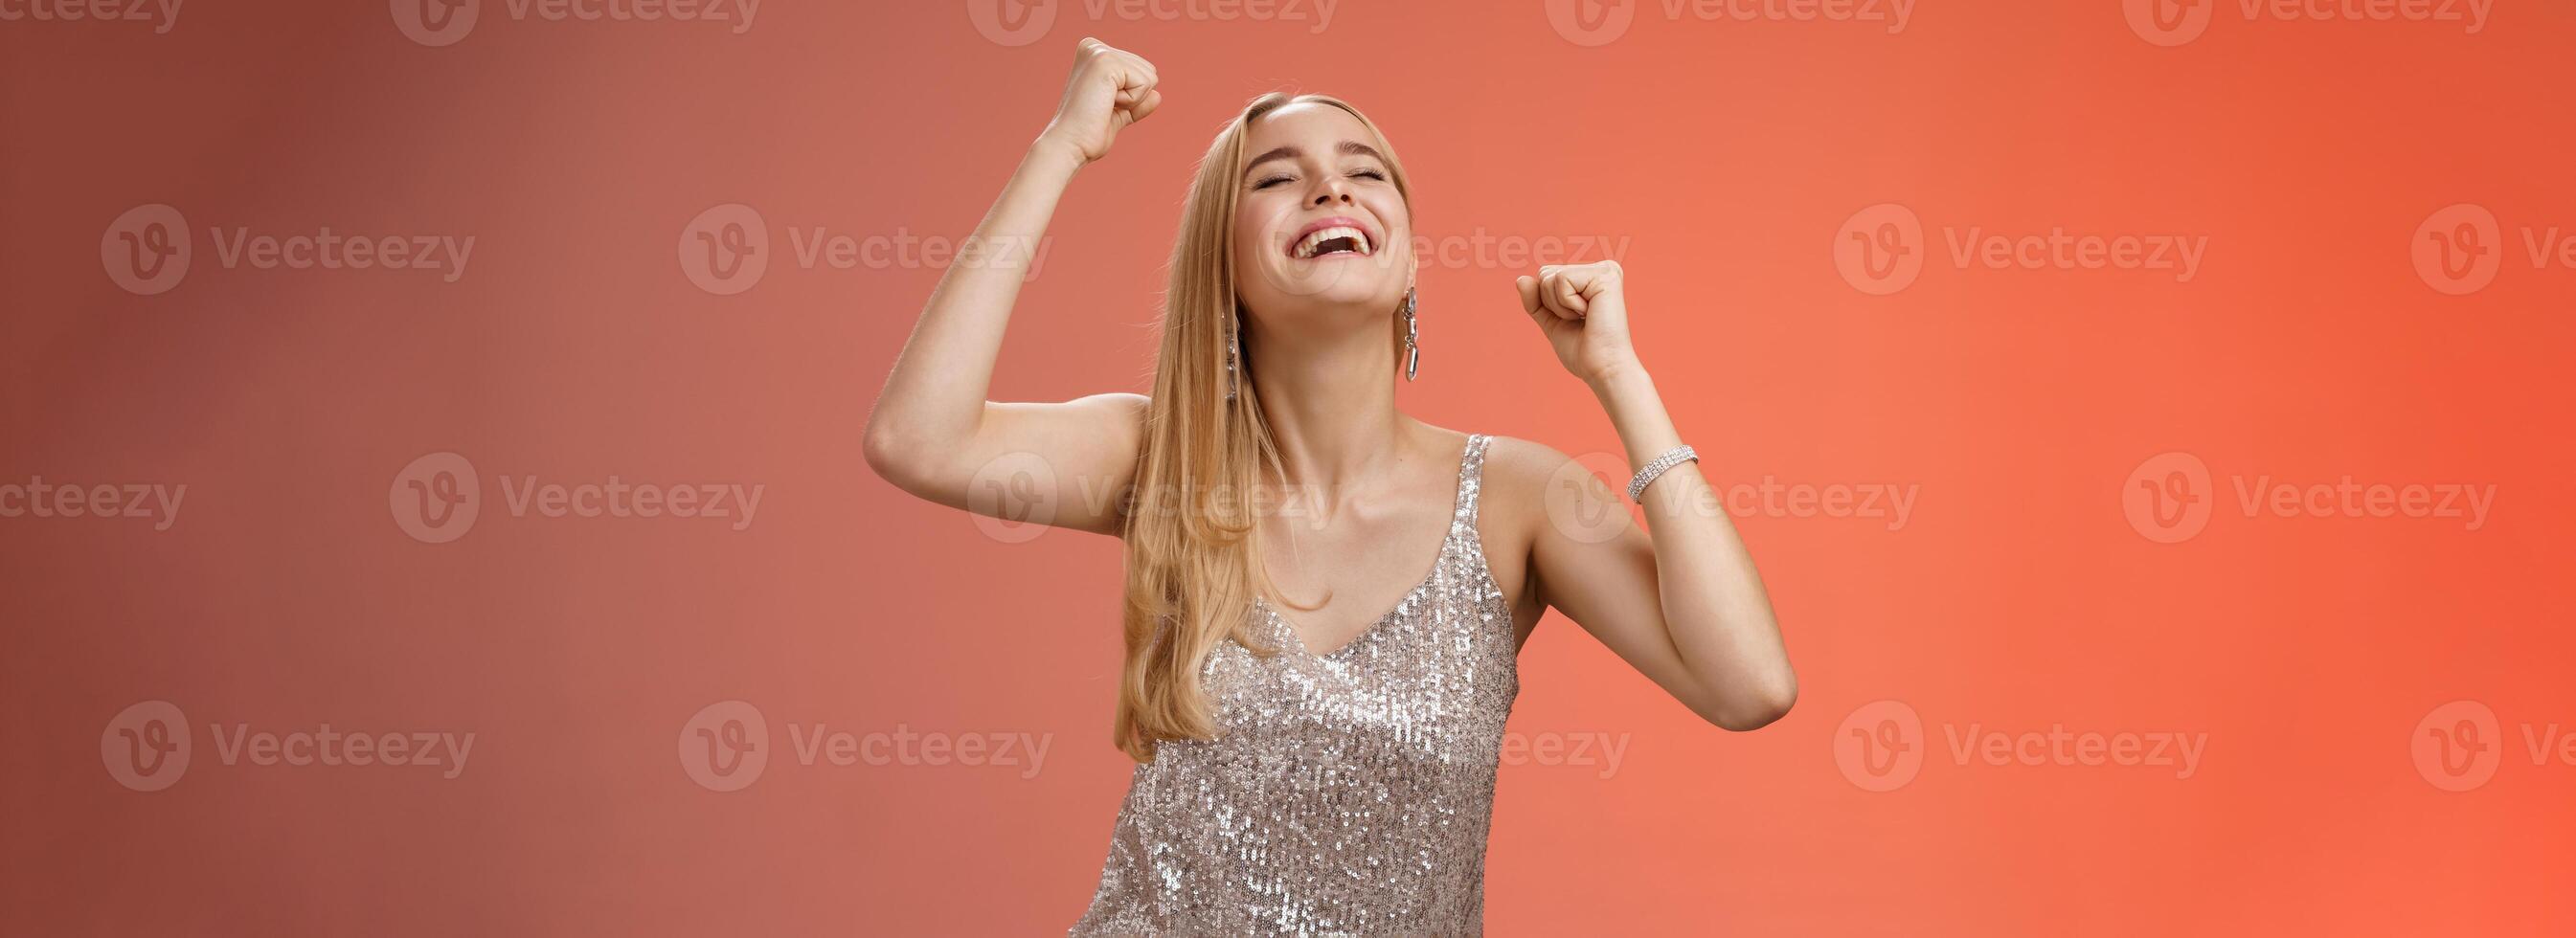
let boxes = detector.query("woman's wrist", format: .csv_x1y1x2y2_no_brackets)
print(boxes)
1028,134,1091,176
1584,357,1648,396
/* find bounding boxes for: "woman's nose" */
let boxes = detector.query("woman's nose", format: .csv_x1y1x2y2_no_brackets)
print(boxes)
1311,183,1353,207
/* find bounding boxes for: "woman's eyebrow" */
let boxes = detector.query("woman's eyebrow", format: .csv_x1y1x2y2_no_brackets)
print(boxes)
1337,140,1387,163
1242,145,1302,180
1242,141,1387,181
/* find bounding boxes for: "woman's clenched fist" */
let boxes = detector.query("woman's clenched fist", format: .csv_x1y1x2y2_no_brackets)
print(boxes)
1037,37,1161,165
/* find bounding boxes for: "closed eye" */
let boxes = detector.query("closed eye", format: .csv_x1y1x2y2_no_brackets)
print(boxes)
1254,167,1386,190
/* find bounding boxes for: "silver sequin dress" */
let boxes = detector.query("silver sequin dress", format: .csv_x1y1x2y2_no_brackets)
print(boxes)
1072,433,1520,936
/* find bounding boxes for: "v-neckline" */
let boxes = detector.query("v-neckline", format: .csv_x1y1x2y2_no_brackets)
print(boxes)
1254,434,1475,660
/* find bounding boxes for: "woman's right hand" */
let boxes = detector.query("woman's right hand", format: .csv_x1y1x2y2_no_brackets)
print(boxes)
1037,37,1161,165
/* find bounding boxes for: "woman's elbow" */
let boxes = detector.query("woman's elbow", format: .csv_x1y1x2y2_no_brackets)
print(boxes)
1702,673,1797,732
861,421,938,496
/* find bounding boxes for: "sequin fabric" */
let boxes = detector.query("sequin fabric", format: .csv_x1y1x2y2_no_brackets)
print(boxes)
1072,433,1519,936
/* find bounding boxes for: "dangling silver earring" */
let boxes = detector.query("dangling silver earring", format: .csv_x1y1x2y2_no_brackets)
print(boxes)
1401,287,1420,382
1225,307,1242,403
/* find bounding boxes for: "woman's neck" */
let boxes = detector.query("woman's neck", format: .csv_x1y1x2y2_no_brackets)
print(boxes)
1245,323,1413,502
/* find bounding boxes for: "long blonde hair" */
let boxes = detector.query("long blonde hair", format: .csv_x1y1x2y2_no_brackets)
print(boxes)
1113,92,1415,762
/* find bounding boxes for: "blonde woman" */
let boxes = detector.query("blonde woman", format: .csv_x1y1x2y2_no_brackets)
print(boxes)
863,36,1796,936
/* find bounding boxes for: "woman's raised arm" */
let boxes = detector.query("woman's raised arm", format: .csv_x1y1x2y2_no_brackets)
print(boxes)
862,37,1161,537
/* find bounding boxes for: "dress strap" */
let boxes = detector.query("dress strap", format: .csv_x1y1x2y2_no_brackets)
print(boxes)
1452,433,1492,529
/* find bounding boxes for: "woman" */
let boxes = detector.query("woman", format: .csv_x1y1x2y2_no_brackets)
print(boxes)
862,36,1796,935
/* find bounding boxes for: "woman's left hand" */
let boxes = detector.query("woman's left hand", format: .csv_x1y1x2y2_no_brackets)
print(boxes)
1515,259,1641,386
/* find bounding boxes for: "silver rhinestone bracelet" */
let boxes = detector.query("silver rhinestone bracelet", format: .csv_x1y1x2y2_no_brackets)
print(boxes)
1627,444,1698,502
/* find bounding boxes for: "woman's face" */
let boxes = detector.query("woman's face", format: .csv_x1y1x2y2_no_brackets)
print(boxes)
1231,101,1412,332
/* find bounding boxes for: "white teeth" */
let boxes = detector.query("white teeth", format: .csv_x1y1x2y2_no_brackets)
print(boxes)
1293,226,1372,258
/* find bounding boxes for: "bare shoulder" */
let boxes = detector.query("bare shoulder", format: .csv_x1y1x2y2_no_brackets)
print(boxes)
1468,435,1593,609
1476,434,1587,507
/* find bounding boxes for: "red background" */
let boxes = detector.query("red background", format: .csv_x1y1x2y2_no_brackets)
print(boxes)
6,1,2573,934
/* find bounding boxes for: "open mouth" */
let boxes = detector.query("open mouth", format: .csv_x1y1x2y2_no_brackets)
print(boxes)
1287,218,1378,259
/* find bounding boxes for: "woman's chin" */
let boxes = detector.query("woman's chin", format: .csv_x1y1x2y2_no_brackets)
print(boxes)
1254,290,1401,320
